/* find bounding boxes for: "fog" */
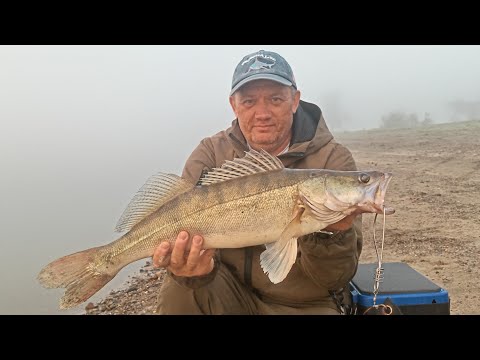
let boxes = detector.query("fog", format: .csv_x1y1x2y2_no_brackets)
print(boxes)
1,45,479,314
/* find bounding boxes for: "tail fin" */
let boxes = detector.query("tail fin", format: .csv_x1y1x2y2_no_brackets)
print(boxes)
37,246,116,309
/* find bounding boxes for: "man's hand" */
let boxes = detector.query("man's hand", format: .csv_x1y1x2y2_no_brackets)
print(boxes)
152,231,216,277
324,213,357,232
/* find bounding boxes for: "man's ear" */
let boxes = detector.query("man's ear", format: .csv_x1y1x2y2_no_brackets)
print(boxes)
229,96,238,117
292,90,301,113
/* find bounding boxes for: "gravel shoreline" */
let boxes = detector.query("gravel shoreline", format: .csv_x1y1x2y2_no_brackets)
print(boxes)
84,261,166,315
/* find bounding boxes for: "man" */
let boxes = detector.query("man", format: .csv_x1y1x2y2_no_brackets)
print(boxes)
152,50,362,315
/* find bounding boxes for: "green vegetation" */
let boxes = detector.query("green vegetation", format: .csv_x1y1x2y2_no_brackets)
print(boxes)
380,111,433,129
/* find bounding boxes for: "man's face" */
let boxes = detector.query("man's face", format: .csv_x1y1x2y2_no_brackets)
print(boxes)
229,80,301,155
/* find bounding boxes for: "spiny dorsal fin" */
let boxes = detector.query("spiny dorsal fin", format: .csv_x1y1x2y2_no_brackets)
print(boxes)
199,149,285,186
115,173,194,233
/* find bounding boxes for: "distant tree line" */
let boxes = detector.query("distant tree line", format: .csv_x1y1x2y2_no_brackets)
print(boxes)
380,111,433,129
448,100,480,122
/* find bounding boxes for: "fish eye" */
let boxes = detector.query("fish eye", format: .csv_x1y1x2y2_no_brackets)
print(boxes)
359,173,370,184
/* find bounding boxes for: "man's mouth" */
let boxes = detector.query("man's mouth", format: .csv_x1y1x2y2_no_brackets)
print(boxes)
254,125,275,130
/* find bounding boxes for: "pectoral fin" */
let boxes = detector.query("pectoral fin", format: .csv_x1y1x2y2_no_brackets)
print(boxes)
260,207,304,284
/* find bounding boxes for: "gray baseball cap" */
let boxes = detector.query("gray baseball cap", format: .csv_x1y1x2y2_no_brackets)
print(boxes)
230,50,297,96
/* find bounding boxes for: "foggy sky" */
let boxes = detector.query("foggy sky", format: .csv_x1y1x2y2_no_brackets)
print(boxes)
1,45,479,314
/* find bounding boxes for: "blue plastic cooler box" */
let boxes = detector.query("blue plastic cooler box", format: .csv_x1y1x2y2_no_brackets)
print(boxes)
350,262,450,315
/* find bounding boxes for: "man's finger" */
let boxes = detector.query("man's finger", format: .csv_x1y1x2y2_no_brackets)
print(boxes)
185,235,203,271
153,242,170,268
156,253,171,268
170,231,189,268
325,214,356,232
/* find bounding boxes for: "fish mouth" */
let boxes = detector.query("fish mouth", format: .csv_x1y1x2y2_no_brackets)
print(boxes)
355,172,395,215
372,172,395,215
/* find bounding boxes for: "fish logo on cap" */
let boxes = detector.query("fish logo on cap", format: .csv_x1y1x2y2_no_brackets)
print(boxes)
242,52,277,72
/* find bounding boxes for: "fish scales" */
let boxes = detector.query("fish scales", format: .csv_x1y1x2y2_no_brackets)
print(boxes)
104,169,305,260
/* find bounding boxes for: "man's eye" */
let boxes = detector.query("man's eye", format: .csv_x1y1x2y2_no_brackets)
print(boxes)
243,99,254,105
271,97,282,104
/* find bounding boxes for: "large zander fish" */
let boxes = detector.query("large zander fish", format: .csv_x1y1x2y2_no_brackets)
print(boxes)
38,150,395,309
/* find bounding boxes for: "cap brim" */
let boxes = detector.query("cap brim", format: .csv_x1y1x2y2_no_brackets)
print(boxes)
230,74,293,96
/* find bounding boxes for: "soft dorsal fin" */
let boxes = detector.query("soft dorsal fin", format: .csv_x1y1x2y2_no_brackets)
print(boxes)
115,173,194,233
199,149,284,186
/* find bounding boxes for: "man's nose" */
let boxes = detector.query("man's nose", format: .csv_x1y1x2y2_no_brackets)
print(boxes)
254,100,272,120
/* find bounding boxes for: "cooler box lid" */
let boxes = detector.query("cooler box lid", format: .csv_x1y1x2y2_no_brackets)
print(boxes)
352,262,441,295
